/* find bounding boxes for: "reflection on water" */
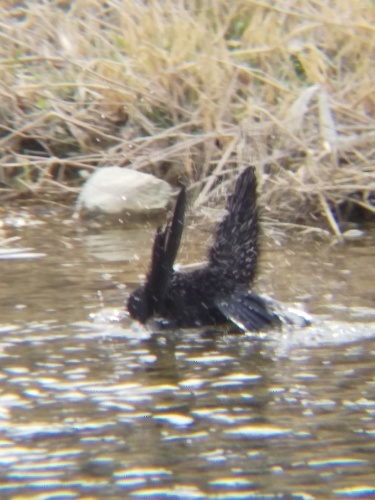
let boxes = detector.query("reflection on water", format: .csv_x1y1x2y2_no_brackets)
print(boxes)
0,214,374,499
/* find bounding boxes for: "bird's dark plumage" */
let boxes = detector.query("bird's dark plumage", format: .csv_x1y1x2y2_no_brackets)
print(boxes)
127,167,277,331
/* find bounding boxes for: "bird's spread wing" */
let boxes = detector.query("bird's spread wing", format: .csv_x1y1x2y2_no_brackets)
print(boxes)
164,187,186,272
208,167,259,285
147,187,186,310
147,226,168,310
216,291,279,332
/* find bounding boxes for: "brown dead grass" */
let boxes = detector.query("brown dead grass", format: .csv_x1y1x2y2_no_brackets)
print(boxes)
0,0,374,233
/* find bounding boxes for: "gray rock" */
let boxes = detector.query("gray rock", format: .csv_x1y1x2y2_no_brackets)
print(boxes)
342,228,365,241
74,167,173,218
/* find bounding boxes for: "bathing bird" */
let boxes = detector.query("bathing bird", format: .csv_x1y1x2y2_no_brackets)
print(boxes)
127,166,278,331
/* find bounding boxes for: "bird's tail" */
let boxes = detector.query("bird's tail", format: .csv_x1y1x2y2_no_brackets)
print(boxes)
216,291,280,332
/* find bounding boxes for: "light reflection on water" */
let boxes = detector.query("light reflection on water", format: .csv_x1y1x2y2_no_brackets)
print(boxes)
0,216,374,499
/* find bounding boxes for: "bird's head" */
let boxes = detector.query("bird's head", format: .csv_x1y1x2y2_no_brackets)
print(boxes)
127,285,153,324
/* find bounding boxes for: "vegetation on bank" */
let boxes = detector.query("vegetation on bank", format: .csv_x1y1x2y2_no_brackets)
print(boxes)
0,0,374,234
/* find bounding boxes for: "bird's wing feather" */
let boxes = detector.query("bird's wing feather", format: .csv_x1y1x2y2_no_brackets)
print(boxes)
164,187,186,271
208,167,258,285
147,187,186,310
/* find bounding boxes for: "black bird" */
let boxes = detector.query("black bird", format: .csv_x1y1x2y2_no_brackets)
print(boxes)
127,167,278,332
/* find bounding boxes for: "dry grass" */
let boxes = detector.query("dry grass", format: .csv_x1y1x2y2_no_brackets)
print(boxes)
0,0,374,233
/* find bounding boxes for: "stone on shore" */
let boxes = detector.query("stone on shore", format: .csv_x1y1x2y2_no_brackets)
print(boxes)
75,166,173,218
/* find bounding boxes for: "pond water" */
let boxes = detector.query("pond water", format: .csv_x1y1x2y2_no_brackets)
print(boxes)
0,211,374,500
